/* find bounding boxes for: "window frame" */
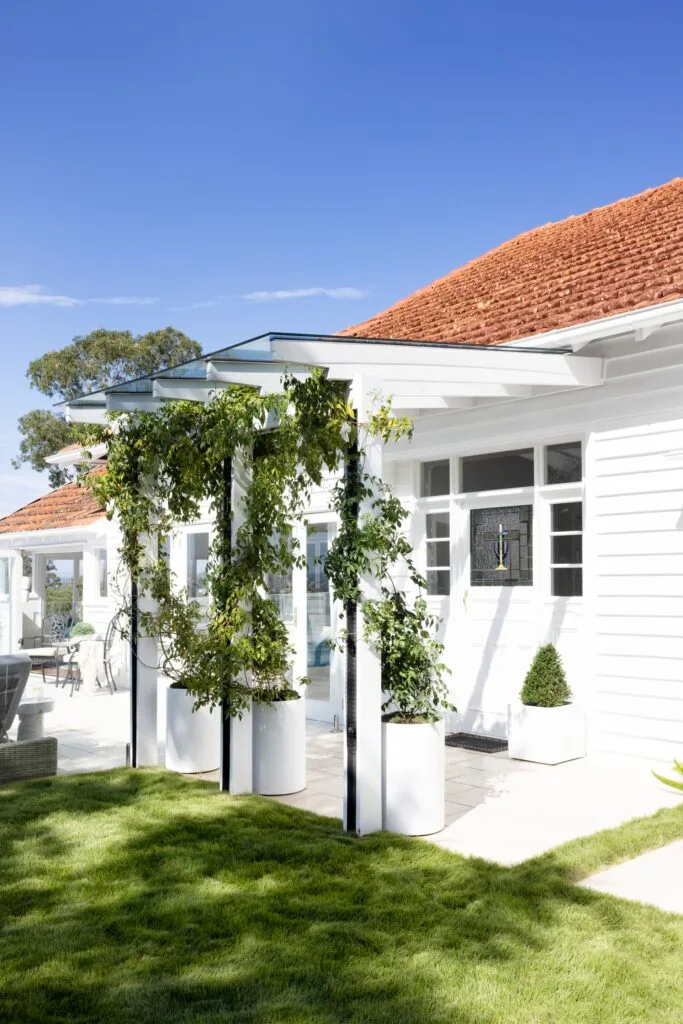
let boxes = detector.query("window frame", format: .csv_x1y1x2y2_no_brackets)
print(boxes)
186,529,211,601
94,547,109,599
424,507,452,597
459,446,535,495
0,557,10,598
411,435,585,601
548,498,583,598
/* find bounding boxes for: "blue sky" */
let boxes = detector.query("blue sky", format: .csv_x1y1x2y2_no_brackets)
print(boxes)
1,0,682,516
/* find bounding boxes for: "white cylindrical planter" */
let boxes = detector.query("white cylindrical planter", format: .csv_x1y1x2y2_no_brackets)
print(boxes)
382,716,445,836
252,696,306,795
166,686,220,773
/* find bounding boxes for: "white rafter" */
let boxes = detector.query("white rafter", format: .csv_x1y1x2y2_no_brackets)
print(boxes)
63,330,605,424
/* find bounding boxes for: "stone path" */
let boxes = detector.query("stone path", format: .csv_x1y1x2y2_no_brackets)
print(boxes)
581,840,683,914
9,675,682,871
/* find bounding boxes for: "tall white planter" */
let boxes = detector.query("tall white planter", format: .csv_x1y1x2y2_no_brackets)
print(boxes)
508,702,586,765
382,717,445,836
166,686,220,773
253,696,306,795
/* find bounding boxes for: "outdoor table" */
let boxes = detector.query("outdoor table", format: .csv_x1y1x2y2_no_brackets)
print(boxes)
25,645,69,684
17,697,56,741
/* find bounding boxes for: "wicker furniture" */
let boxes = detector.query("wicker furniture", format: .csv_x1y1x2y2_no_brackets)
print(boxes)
0,653,31,741
0,737,58,782
0,654,58,783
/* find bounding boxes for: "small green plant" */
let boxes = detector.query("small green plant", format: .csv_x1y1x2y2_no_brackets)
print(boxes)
70,621,96,637
520,643,571,707
652,759,683,792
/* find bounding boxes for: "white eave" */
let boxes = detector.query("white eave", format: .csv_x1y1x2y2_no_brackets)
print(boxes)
63,328,606,425
44,442,109,466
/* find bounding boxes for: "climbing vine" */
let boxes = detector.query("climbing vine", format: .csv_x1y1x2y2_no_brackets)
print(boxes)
89,372,451,722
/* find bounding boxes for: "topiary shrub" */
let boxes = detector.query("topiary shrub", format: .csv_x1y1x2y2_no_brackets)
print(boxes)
520,643,572,707
70,621,96,637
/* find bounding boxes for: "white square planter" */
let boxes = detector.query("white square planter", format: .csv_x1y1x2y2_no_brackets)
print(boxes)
508,702,586,765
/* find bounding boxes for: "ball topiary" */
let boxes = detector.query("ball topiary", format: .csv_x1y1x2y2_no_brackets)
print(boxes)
520,643,572,707
70,621,96,637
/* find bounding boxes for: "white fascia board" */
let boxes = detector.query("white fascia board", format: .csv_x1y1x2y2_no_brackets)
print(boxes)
359,379,537,399
65,404,109,425
273,338,603,388
206,360,310,389
390,395,475,410
505,297,683,353
44,442,108,466
0,523,107,552
106,393,162,413
153,379,227,401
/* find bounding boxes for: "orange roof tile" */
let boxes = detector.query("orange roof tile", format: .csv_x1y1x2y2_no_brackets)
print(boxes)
54,442,85,455
339,179,683,346
0,474,107,534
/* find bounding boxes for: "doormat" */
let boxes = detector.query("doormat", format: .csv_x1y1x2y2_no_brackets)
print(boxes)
445,732,508,754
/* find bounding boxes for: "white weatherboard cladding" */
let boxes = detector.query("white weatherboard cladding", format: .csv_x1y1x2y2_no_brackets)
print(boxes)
389,325,683,761
591,415,683,762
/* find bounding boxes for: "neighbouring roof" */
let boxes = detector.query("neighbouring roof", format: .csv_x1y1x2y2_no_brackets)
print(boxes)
339,178,683,346
54,443,84,455
0,472,107,535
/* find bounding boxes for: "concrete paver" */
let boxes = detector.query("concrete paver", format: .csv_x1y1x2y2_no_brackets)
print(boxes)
580,841,683,914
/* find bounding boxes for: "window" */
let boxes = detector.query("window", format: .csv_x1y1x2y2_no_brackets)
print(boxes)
425,511,450,595
95,549,108,598
187,532,209,598
470,506,533,586
421,459,450,497
0,558,9,596
461,448,534,493
546,441,582,484
267,536,294,623
551,502,582,596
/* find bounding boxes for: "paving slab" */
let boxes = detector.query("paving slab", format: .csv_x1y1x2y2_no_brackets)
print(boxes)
580,841,683,914
428,754,683,865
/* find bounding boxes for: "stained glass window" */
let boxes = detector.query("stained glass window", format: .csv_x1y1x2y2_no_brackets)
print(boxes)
470,505,533,586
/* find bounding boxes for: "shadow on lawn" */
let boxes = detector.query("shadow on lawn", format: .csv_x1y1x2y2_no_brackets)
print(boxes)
0,770,678,1024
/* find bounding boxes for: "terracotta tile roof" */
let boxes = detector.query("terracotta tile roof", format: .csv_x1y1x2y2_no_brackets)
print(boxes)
0,472,107,534
339,178,683,346
55,442,84,455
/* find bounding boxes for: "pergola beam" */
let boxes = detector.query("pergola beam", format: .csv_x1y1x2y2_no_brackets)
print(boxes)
271,337,604,388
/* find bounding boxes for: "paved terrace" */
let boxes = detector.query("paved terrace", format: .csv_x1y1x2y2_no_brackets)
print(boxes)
8,675,681,866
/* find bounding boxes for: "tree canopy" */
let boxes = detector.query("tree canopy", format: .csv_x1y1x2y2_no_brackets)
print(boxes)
14,327,202,488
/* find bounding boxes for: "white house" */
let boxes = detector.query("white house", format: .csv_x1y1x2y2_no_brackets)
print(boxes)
3,178,683,775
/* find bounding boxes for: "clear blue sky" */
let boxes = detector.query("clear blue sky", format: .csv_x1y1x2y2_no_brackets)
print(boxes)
1,0,682,516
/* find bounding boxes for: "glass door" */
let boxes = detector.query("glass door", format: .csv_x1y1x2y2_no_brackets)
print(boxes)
304,522,343,724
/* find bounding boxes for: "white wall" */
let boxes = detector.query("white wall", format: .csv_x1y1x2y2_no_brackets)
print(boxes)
385,322,683,761
591,417,683,761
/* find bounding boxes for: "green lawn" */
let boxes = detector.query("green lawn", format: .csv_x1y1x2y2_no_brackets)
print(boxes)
1,771,682,1024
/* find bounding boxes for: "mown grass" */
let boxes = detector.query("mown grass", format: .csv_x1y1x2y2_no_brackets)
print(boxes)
1,769,682,1024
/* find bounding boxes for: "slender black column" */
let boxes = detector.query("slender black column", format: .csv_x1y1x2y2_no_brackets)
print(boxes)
344,417,359,833
129,572,139,768
219,456,233,792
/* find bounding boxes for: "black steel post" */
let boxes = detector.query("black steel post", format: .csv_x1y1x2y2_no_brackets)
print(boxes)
344,416,359,833
219,456,232,792
130,571,139,768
